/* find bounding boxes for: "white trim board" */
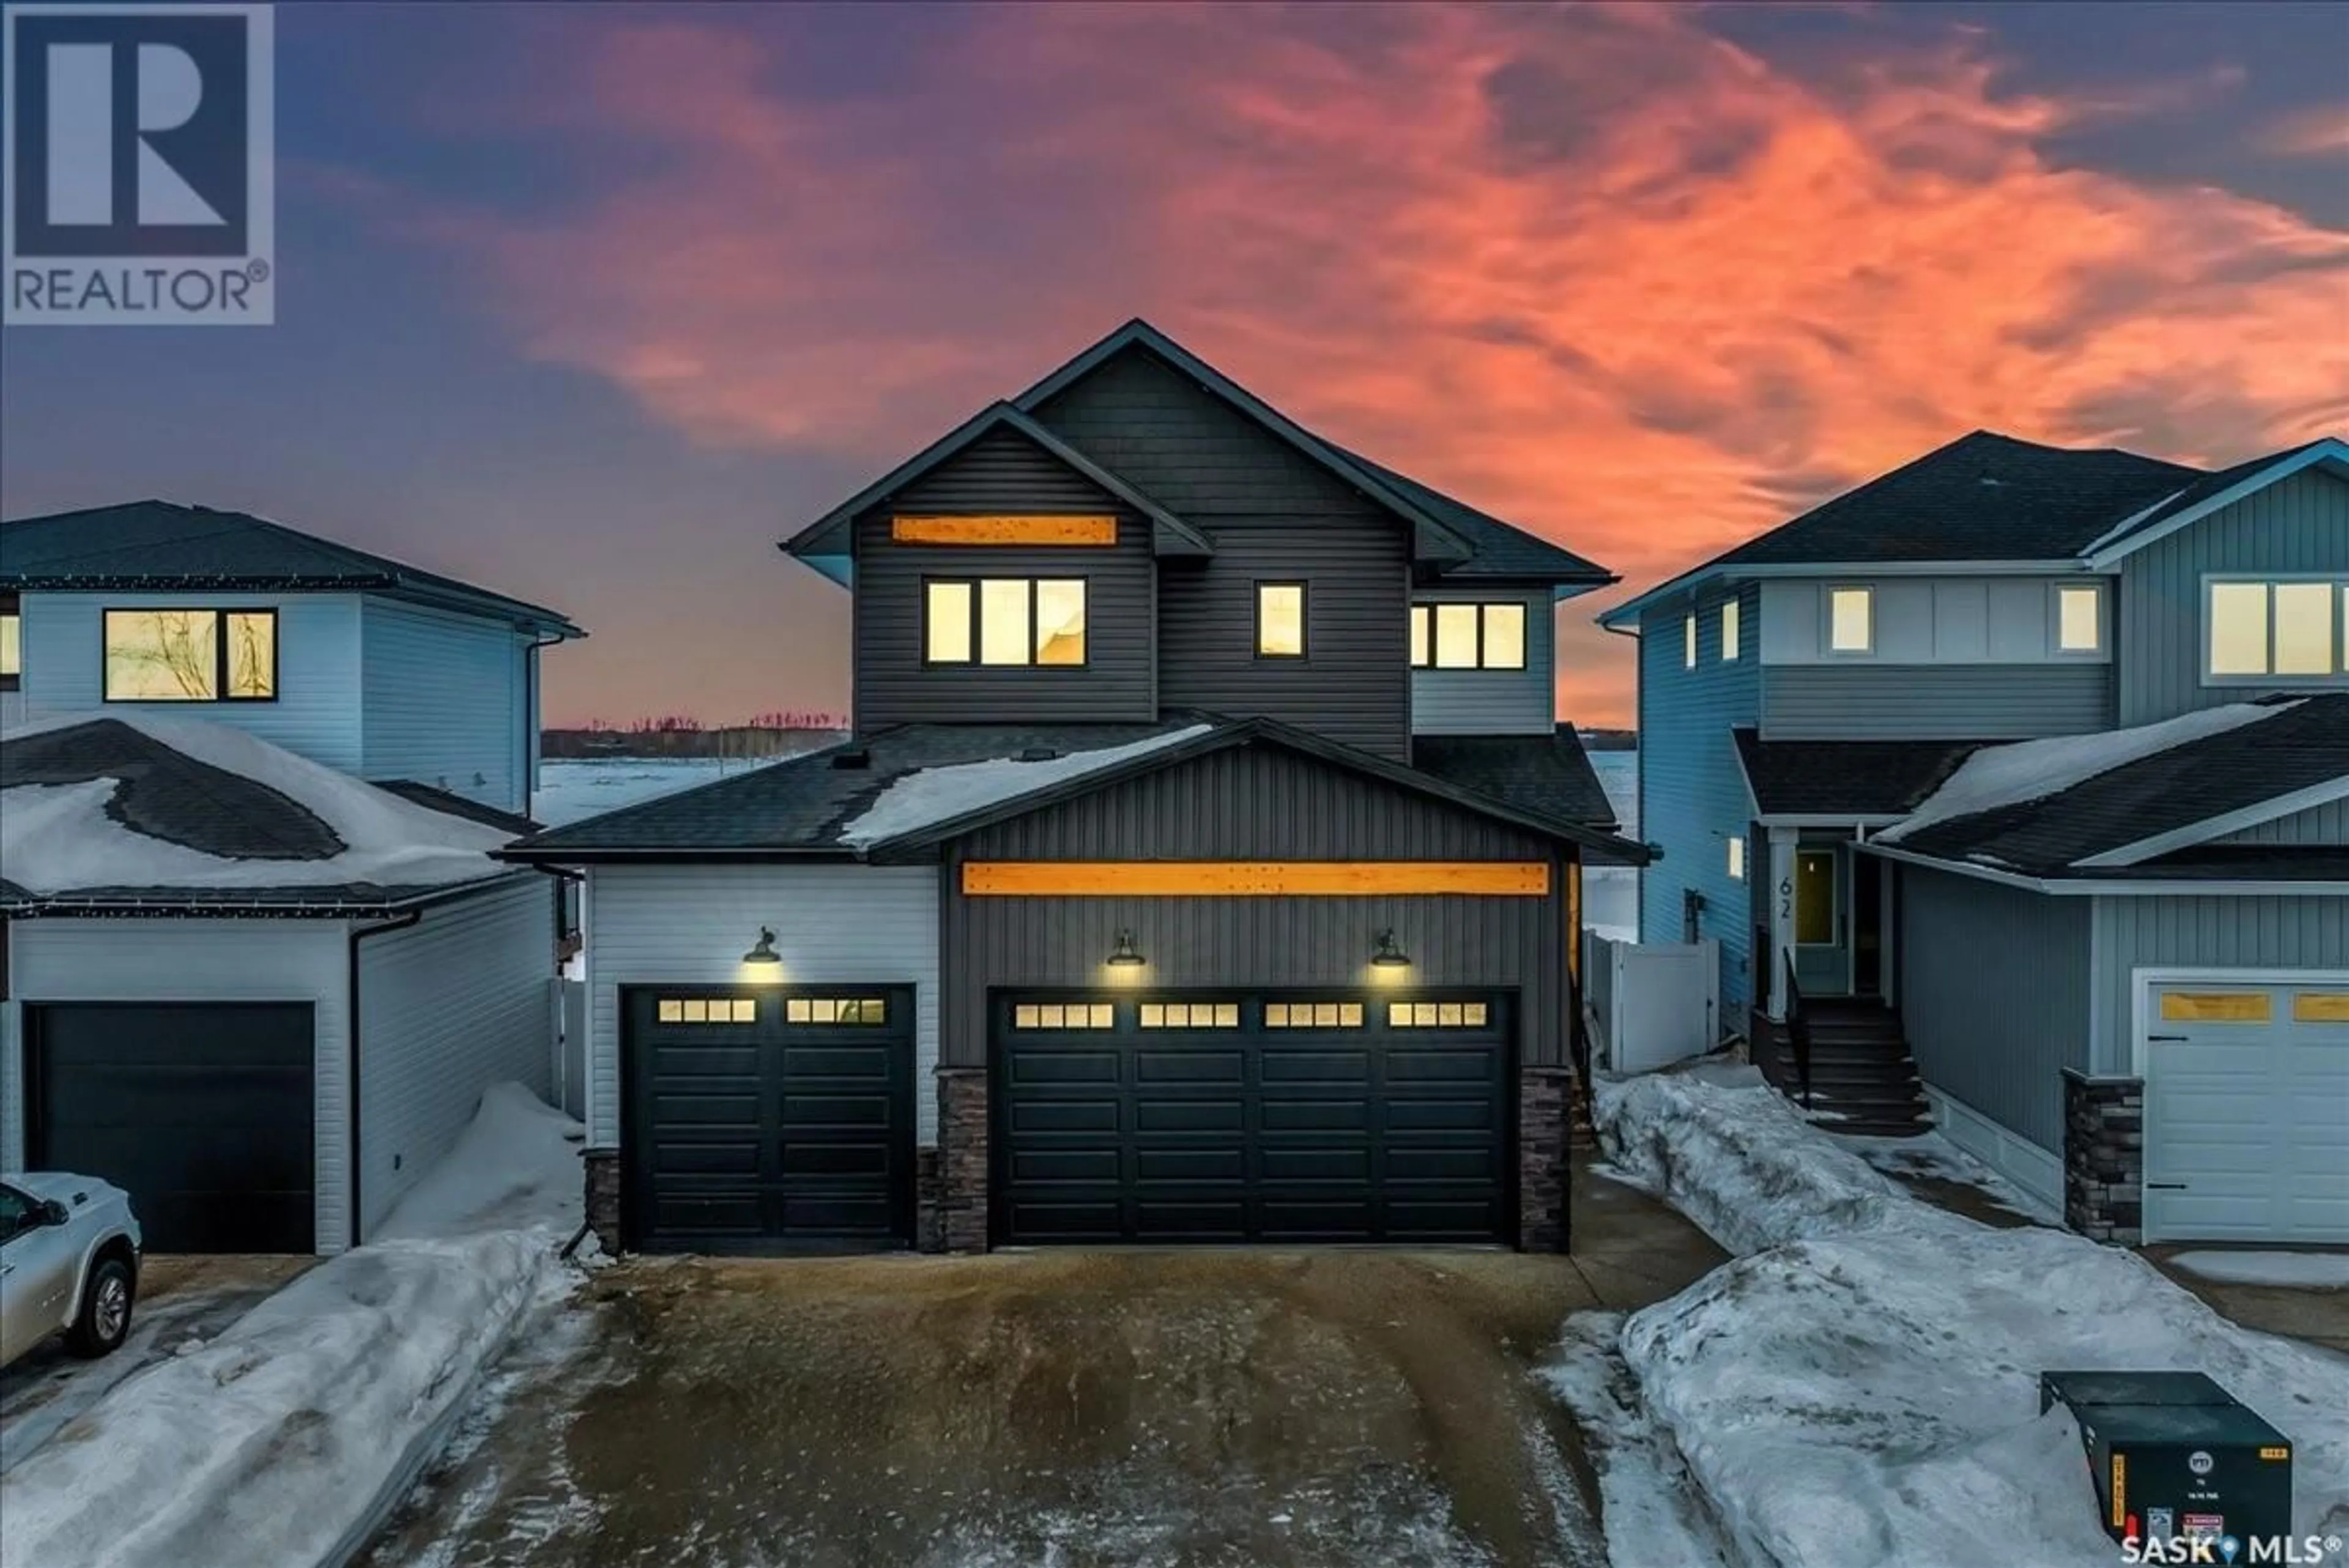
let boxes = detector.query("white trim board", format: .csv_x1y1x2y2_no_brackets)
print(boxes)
1860,841,2349,897
2077,775,2349,868
2082,439,2349,567
1923,1086,2063,1215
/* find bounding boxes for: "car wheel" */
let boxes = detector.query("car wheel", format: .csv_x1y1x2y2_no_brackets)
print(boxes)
66,1256,135,1358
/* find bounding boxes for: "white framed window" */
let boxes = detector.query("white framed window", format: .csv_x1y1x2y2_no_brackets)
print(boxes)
1410,603,1526,670
103,608,277,702
1683,612,1697,669
2205,577,2348,682
2055,584,2102,653
0,592,18,689
1720,599,1740,661
924,578,1087,667
1827,587,1872,655
1727,836,1746,881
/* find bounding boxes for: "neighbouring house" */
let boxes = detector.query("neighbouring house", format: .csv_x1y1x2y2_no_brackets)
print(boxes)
0,499,584,815
1601,431,2348,1246
501,318,1642,1257
0,714,558,1254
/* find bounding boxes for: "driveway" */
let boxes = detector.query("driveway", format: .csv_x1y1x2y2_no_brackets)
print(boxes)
358,1162,1723,1568
0,1254,312,1474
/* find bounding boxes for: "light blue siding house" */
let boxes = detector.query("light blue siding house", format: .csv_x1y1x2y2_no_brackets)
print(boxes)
1604,434,2349,1248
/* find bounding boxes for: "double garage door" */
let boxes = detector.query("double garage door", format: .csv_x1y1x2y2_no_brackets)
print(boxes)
996,990,1515,1246
2144,979,2349,1244
26,1002,316,1254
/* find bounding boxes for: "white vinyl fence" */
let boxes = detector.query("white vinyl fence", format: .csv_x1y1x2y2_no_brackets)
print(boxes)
1583,932,1718,1074
552,978,587,1121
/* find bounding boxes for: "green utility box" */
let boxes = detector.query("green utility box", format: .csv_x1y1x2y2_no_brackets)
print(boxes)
2041,1371,2294,1548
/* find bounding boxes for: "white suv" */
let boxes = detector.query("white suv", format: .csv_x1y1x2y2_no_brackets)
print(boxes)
0,1174,143,1368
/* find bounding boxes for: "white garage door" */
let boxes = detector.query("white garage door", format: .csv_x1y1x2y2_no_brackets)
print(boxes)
2143,979,2349,1244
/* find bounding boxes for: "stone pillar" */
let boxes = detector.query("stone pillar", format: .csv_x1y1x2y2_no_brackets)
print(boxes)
1520,1065,1572,1253
935,1066,990,1253
2063,1070,2143,1246
915,1146,944,1254
582,1146,622,1257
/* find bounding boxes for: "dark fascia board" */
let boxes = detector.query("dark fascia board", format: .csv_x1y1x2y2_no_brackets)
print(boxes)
491,845,869,865
0,867,541,920
780,401,1214,562
1,571,584,638
1009,320,1477,566
863,713,1654,863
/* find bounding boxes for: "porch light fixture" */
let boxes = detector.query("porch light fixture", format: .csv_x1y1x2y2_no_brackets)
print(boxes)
1106,929,1147,968
742,927,782,968
1370,929,1411,970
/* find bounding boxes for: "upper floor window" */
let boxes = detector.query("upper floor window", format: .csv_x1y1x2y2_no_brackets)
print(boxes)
1828,587,1873,654
1720,599,1740,661
0,592,18,691
924,578,1086,667
103,609,276,702
1256,583,1307,658
2056,584,2102,653
2208,578,2347,682
1727,835,1746,880
1412,602,1526,671
1683,613,1697,669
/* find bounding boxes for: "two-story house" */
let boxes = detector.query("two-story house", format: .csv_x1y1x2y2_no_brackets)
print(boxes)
1,502,585,1254
503,319,1642,1257
1602,432,2348,1247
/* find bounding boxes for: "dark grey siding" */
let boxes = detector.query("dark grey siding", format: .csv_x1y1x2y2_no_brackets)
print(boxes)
1034,347,1412,758
941,743,1572,1067
2089,894,2349,1072
2117,468,2349,727
1761,664,2112,740
852,427,1155,730
1897,867,2090,1151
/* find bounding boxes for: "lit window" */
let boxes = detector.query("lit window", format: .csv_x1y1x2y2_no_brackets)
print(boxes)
1264,1001,1364,1028
2159,991,2272,1024
1720,599,1740,661
1411,603,1527,670
1386,1000,1491,1028
1137,1001,1238,1028
1828,588,1872,653
2274,582,2334,675
784,997,888,1024
657,997,757,1024
924,579,1088,667
1257,584,1305,657
2207,579,2347,679
103,609,276,701
1727,836,1745,881
0,592,19,687
1683,612,1697,669
1014,1001,1115,1029
2057,585,2101,653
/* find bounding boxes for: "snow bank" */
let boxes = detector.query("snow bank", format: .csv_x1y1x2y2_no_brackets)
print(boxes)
1,710,513,894
377,1080,583,1240
1877,702,2288,843
838,724,1213,847
1579,1069,2349,1568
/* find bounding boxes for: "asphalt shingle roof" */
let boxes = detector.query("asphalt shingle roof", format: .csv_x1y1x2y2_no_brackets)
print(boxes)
1882,696,2349,877
1733,730,1987,819
1410,727,1620,830
2084,439,2328,554
0,500,581,634
1324,444,1615,584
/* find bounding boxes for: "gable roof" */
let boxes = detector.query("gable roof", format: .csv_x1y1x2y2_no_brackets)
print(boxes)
1409,727,1621,833
1321,442,1614,588
781,401,1214,573
0,500,582,637
2080,436,2349,567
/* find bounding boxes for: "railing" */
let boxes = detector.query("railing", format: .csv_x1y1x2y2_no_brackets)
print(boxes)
1782,952,1813,1109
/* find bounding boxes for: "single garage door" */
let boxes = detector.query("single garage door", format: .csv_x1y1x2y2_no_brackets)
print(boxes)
28,1002,316,1254
996,990,1514,1245
622,986,915,1252
2144,979,2349,1243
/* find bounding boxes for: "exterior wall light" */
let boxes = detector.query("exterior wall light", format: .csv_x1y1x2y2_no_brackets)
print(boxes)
1370,929,1412,969
742,927,782,968
1106,929,1147,968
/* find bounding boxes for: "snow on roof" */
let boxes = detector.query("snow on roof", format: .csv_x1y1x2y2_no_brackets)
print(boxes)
837,724,1214,848
1,710,515,896
1876,702,2293,844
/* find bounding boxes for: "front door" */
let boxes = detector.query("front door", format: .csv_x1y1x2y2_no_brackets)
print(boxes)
1791,847,1848,997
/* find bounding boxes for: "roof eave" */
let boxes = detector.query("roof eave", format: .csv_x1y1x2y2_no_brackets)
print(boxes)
2080,439,2349,568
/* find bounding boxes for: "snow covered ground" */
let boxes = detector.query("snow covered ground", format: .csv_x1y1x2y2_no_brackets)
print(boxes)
533,754,807,827
0,1085,585,1568
1568,1066,2349,1568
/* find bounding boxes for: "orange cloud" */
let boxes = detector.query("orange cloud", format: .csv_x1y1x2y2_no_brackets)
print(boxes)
365,4,2349,727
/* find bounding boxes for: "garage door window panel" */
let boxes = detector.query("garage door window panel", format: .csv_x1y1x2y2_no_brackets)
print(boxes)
2159,991,2273,1023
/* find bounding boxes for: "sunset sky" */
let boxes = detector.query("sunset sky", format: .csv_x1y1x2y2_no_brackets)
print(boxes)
6,1,2345,729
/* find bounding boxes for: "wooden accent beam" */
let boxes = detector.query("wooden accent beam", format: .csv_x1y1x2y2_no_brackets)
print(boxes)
961,861,1552,897
891,515,1119,546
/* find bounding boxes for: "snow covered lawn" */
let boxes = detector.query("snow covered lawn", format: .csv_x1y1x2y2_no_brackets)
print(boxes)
1565,1067,2349,1568
0,1085,585,1568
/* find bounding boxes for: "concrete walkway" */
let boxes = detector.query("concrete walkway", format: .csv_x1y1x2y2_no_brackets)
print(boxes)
2141,1245,2349,1358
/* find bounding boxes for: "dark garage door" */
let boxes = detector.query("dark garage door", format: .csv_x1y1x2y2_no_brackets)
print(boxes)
623,986,915,1252
996,991,1513,1245
29,1002,316,1254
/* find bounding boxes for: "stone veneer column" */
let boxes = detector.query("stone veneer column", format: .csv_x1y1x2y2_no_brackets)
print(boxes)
1519,1065,1573,1253
2062,1069,2143,1246
934,1066,991,1253
582,1147,622,1256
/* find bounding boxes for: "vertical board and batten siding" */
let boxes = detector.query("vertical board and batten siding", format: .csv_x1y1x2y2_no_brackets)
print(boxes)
360,596,532,813
2088,894,2349,1074
1761,665,2113,740
1410,589,1554,735
851,426,1156,730
1031,346,1414,759
582,865,940,1147
943,742,1572,1068
15,592,363,769
0,920,352,1250
1896,868,2091,1153
354,877,555,1236
2118,468,2349,727
1635,584,1761,1019
2216,797,2349,844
